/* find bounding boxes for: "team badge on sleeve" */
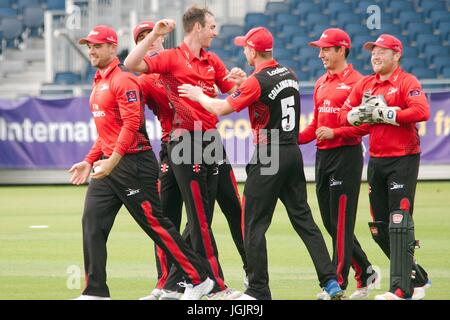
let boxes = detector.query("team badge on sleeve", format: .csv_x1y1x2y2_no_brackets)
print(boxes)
409,89,422,97
231,88,241,99
126,90,138,102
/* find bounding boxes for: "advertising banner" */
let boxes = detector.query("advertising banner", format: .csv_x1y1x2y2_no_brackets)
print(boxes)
1,92,449,169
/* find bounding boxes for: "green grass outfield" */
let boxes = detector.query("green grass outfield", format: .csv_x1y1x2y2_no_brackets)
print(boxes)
0,182,449,300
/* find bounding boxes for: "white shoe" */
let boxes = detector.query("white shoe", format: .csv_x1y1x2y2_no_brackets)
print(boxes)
411,279,432,300
73,295,111,300
316,290,330,300
207,288,243,300
159,289,183,300
180,277,215,300
368,272,382,290
234,293,257,300
139,288,163,300
374,292,404,300
349,287,369,300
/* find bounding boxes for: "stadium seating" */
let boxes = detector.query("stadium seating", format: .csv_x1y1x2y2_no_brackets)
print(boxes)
433,56,450,74
307,57,325,73
402,57,427,72
415,34,442,51
293,2,320,19
373,23,401,35
442,67,450,79
244,13,270,31
438,21,450,38
304,13,328,27
290,35,312,50
1,17,23,48
398,11,424,29
296,69,313,81
54,71,82,85
406,22,433,41
45,0,66,10
211,48,232,60
279,24,304,40
275,48,296,60
298,46,319,61
0,7,16,19
350,59,365,72
430,11,449,29
85,65,96,83
214,0,448,80
265,1,290,18
274,13,299,30
16,0,41,12
2,0,448,92
0,0,13,8
424,45,449,61
327,2,353,20
411,67,437,79
352,34,372,50
418,0,448,14
277,58,301,72
402,46,419,58
220,24,244,40
388,0,415,15
345,23,368,38
336,12,362,26
310,24,330,38
355,0,377,14
210,37,225,50
23,7,44,37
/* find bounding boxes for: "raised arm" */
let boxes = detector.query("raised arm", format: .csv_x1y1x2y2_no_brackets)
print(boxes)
125,19,176,73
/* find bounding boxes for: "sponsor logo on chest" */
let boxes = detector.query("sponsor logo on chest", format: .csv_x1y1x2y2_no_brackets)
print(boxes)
91,104,106,118
336,82,351,90
387,87,398,96
99,83,109,91
318,99,339,114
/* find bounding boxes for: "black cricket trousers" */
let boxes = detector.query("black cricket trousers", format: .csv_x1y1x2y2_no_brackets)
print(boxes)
315,143,374,290
242,144,336,300
81,150,207,297
368,153,428,295
154,142,247,292
164,132,226,293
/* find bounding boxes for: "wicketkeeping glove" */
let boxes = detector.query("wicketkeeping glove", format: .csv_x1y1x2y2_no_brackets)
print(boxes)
362,94,400,126
347,108,366,126
372,106,400,126
347,93,379,126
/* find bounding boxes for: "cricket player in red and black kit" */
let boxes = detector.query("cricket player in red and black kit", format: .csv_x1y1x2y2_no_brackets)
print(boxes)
132,22,179,299
69,25,214,300
340,34,431,300
179,27,343,300
125,8,245,299
299,28,377,299
132,21,247,300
